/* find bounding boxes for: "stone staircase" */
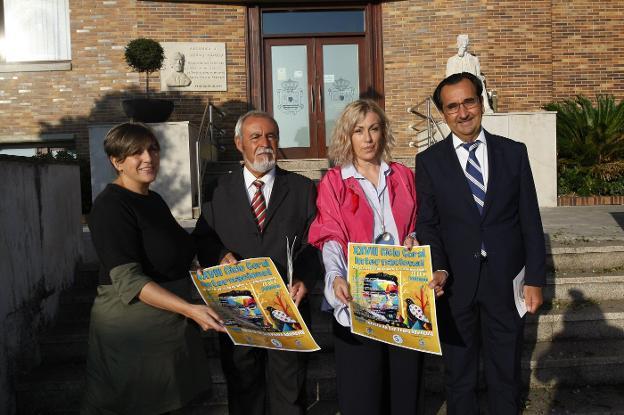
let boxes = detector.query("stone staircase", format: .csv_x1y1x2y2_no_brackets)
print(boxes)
201,157,416,184
13,161,624,414
15,243,624,414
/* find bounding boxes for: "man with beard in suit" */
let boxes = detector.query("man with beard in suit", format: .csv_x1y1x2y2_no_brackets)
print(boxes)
193,110,320,415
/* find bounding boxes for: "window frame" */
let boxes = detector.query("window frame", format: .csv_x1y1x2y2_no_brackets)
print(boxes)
0,0,72,73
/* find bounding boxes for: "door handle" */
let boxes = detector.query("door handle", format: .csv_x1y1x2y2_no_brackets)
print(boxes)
310,84,315,113
318,84,323,112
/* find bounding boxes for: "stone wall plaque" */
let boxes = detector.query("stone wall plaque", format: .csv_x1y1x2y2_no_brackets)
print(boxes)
160,42,227,92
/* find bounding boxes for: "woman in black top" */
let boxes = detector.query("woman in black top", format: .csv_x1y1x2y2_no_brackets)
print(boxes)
82,123,224,414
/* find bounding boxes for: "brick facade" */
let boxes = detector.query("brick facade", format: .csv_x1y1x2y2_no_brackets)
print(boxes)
0,0,246,162
383,0,624,151
0,1,622,200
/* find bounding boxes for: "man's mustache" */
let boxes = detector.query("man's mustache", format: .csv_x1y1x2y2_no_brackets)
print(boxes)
255,148,274,156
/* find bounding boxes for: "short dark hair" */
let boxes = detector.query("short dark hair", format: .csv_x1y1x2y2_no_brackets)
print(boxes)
103,122,159,162
432,72,483,112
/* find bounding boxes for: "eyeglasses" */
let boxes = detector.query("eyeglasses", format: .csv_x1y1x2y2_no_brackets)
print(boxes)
444,97,480,114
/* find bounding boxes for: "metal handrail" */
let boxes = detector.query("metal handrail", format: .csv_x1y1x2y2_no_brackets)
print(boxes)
195,102,226,211
407,97,446,149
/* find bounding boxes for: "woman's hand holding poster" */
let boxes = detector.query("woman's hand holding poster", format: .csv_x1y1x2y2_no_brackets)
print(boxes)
348,243,442,355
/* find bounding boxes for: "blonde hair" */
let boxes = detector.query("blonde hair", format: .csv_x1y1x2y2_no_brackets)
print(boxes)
328,99,395,166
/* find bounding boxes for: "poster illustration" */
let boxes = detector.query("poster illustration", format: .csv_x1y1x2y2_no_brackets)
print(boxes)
348,243,442,355
190,257,320,352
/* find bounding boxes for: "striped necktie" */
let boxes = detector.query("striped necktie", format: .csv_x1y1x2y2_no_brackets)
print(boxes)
461,141,487,257
251,180,267,232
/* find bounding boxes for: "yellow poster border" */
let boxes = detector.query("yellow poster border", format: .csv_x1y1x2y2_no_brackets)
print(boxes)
347,242,442,355
190,257,320,352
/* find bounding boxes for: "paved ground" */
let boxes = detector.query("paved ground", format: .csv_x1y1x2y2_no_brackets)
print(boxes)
541,205,624,245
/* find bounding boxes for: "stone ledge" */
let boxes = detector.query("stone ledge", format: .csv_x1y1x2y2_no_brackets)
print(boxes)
0,61,71,73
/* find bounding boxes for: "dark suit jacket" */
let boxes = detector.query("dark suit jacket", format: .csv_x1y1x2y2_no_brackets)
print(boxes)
416,130,546,308
193,166,321,289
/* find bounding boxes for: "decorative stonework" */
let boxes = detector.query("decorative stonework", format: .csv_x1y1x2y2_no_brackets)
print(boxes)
160,42,227,92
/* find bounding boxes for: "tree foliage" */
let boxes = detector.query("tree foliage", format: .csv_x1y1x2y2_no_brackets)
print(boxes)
124,38,164,95
124,38,164,73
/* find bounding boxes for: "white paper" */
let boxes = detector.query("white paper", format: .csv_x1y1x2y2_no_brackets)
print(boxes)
513,266,527,317
286,236,297,288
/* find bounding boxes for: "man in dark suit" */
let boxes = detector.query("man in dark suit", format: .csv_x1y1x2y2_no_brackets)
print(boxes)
193,110,320,415
416,72,546,414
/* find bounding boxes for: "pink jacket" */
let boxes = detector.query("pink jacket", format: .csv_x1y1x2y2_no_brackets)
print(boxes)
308,161,417,257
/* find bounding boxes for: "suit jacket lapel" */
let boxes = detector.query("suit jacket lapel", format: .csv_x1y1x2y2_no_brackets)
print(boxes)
442,135,482,219
482,130,501,220
228,167,258,230
264,167,289,230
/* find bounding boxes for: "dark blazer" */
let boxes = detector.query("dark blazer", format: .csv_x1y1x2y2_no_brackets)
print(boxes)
416,130,546,308
193,166,321,288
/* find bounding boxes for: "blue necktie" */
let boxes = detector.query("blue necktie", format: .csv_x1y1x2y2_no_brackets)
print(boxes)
461,141,487,257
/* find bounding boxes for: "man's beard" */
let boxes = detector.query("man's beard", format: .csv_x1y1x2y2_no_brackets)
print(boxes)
247,148,275,174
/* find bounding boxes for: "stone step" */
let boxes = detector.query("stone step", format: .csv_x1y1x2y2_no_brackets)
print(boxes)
15,362,85,414
548,244,624,272
41,283,624,363
203,157,416,172
527,337,624,388
201,157,416,182
15,352,337,413
19,334,624,413
420,337,624,392
422,384,624,415
544,271,624,301
43,297,624,366
526,299,624,342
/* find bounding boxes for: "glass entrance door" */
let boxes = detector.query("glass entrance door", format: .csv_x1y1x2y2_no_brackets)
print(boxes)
265,37,366,158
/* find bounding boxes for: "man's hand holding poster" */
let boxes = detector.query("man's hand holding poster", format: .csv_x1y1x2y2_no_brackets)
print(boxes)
190,257,320,352
348,243,442,355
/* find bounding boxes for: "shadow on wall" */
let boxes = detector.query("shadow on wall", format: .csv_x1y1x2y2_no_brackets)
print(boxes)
36,88,250,213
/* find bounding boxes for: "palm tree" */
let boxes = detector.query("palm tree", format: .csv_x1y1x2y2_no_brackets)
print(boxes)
545,95,624,196
544,95,624,167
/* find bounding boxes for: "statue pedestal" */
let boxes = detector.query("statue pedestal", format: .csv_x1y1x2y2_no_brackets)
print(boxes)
417,111,557,207
482,112,557,207
88,121,199,219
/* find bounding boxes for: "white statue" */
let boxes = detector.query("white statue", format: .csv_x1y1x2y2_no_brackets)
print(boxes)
446,35,493,113
166,52,192,87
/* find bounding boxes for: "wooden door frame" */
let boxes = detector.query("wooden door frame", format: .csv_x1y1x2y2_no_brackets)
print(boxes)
264,38,319,159
314,36,367,157
246,3,385,119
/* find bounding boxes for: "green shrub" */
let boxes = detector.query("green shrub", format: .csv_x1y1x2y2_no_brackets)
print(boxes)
558,164,624,196
544,95,624,195
544,95,624,167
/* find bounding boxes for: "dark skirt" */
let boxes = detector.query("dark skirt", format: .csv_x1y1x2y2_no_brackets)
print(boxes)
81,280,211,415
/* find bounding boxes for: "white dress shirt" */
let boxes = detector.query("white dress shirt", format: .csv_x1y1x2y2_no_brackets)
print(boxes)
452,128,489,190
242,166,276,207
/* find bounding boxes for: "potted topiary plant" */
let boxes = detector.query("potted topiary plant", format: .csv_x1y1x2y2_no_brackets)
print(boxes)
122,37,174,123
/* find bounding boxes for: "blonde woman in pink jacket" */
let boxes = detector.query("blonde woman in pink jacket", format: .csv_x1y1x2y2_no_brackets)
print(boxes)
308,99,423,415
